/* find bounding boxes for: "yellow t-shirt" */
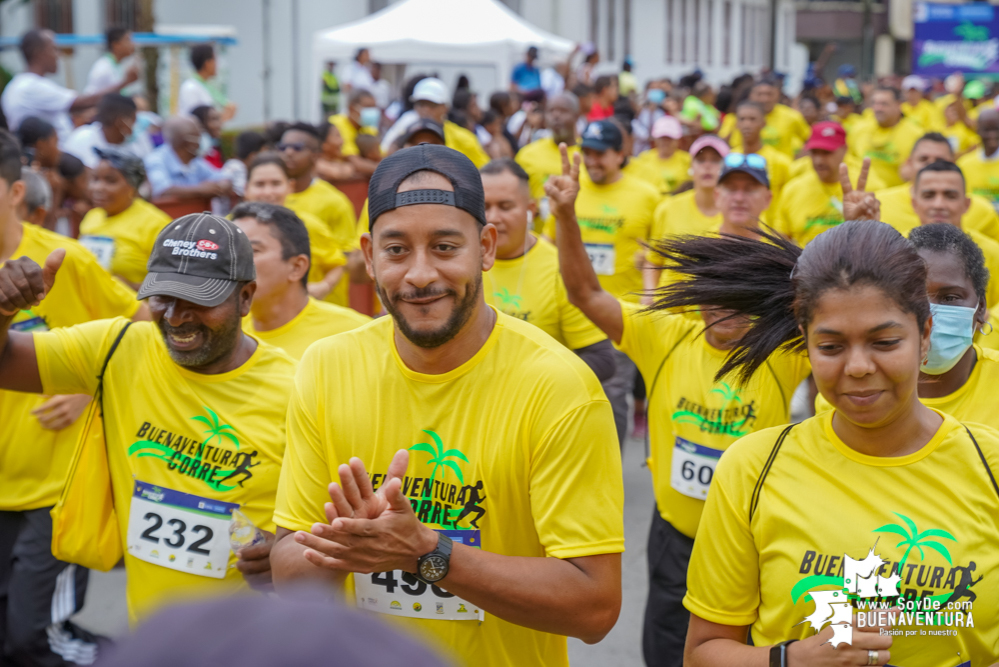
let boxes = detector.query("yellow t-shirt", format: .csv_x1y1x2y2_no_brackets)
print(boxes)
542,174,659,302
78,198,172,286
942,121,980,156
242,297,371,360
646,190,722,266
515,138,581,204
34,319,296,622
776,169,861,246
297,209,347,284
327,114,377,157
631,149,691,196
901,99,943,130
958,150,999,212
877,183,999,242
684,410,999,665
814,346,999,427
849,117,924,190
616,302,811,538
0,223,139,511
622,156,661,190
274,311,625,667
726,105,811,158
757,144,792,223
284,179,358,306
444,120,490,168
483,235,606,350
832,112,863,136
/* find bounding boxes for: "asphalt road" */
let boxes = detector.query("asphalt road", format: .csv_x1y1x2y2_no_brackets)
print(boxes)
72,436,656,666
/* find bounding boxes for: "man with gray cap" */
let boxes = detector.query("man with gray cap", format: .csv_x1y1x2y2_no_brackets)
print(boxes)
0,212,296,624
271,144,624,667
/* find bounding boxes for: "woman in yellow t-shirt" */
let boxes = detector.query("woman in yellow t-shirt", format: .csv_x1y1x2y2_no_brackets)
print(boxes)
653,220,999,666
79,148,171,289
242,153,346,300
544,146,809,666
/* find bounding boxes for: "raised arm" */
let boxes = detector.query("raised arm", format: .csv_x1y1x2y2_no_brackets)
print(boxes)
546,143,626,344
0,250,64,393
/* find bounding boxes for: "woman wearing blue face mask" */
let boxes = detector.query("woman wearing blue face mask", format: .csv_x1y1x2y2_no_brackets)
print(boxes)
815,223,999,427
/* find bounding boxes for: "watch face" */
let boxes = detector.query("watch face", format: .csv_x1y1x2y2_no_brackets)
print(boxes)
420,555,448,582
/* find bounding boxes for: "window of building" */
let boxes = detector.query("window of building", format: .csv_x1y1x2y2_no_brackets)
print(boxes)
34,0,73,34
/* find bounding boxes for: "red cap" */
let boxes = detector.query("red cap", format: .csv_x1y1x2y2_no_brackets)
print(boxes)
804,122,846,152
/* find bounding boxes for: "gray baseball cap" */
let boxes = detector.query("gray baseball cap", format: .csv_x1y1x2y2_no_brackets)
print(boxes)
137,212,256,307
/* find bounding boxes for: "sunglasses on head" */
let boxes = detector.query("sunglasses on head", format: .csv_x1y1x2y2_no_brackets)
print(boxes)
277,142,308,152
724,153,767,170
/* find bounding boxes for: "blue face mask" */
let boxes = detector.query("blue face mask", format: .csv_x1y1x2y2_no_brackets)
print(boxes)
359,106,381,129
647,89,666,105
923,303,977,375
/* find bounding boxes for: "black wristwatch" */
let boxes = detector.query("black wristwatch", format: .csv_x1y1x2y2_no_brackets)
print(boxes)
769,640,797,667
416,533,453,584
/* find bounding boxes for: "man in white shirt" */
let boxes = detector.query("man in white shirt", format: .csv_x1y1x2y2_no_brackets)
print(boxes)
369,62,392,110
84,27,138,95
178,43,237,122
2,29,138,142
63,94,150,168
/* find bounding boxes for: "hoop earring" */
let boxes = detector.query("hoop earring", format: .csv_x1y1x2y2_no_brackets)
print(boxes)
983,322,994,336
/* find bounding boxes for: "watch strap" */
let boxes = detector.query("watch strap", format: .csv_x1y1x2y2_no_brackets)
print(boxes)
769,640,797,667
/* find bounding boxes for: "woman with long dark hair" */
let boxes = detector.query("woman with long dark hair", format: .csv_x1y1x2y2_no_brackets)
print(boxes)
649,221,999,666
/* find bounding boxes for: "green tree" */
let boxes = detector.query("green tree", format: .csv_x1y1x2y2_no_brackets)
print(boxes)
190,407,239,460
408,429,468,497
875,512,956,573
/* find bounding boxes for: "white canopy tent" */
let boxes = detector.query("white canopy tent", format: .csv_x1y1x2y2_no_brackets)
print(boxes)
310,0,574,121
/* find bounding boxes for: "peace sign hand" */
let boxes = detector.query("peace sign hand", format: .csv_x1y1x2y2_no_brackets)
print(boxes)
839,157,881,222
544,143,582,223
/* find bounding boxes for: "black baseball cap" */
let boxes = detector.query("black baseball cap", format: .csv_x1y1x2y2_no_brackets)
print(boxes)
367,144,486,230
580,120,623,152
403,118,445,146
718,152,770,189
138,212,256,307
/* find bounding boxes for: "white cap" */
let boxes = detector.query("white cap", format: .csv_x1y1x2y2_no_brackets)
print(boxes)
902,75,926,91
411,78,449,105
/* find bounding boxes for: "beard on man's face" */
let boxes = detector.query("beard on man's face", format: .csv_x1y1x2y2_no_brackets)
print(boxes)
377,273,482,349
157,303,243,369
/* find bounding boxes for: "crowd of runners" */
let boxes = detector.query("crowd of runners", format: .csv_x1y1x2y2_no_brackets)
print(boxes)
0,24,995,667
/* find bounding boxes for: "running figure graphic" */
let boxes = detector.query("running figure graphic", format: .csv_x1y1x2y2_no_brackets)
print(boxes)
217,450,259,488
456,481,486,529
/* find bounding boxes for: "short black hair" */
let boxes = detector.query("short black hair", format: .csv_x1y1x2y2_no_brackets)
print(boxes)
913,131,953,155
58,152,86,180
0,130,22,185
736,100,766,115
572,83,593,98
190,43,215,71
349,88,374,107
910,223,989,306
263,121,290,147
190,105,216,129
20,29,49,63
489,91,510,115
875,85,902,102
106,26,129,50
246,152,289,181
230,201,312,288
480,157,529,183
96,94,137,126
915,159,965,189
17,117,56,148
235,131,267,161
282,122,321,149
594,75,614,93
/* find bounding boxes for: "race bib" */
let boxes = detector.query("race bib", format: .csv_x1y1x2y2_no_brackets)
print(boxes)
584,243,616,276
126,480,236,579
670,437,723,500
355,529,483,621
79,235,116,271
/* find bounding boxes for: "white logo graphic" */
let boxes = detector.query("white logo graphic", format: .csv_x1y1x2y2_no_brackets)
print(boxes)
799,545,900,647
585,123,602,139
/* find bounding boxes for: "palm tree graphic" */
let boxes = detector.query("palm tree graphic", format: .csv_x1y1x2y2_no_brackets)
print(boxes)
493,288,522,310
408,429,468,497
875,512,956,573
710,382,743,403
190,407,239,460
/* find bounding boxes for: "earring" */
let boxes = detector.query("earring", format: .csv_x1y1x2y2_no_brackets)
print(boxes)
983,322,994,336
